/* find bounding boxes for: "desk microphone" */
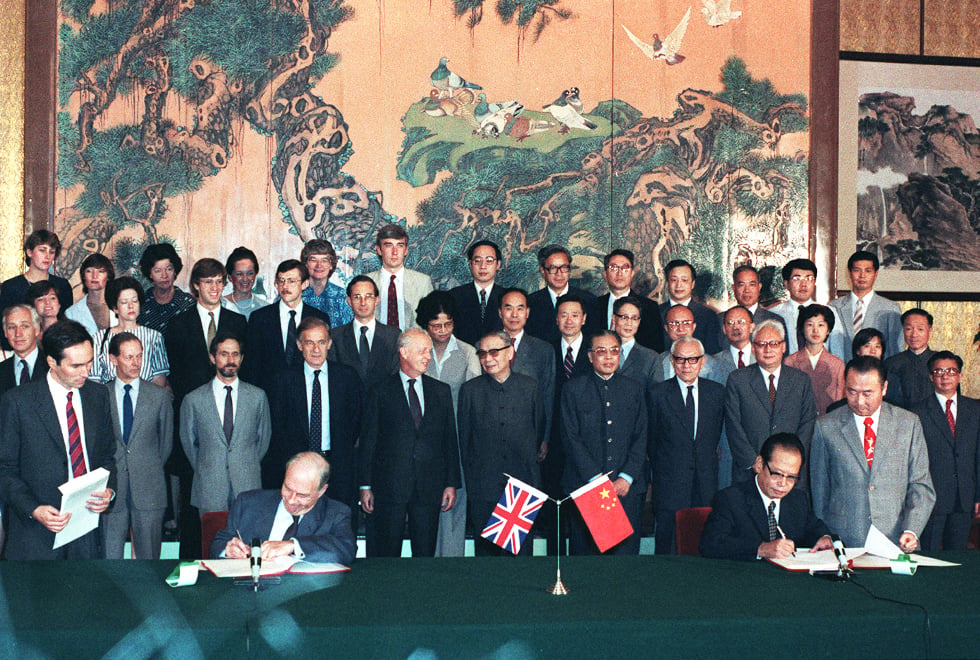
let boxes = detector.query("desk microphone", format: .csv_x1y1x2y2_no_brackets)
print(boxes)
250,537,262,591
811,534,851,581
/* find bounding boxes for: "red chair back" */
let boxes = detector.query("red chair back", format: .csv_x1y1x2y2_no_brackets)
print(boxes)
200,510,230,559
675,507,712,556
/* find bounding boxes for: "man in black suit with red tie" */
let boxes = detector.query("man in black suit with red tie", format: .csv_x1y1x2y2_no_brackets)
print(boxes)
447,239,504,346
912,351,980,551
266,318,362,527
359,329,461,557
0,305,47,397
526,245,595,345
242,259,330,394
0,320,116,559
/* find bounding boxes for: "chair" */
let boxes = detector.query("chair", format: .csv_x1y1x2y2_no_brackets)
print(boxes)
675,507,712,556
200,510,230,559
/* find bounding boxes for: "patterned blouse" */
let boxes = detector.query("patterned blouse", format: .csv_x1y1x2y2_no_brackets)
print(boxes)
302,282,353,327
137,286,196,334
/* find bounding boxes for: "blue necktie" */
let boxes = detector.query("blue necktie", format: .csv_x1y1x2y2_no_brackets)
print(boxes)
122,384,134,446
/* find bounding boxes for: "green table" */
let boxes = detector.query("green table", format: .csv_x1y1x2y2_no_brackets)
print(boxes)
1,555,977,658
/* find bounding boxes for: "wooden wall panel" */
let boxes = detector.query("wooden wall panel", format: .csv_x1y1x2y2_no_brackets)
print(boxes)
840,0,920,53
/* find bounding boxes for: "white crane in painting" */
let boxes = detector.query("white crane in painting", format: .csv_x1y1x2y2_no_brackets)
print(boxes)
701,0,741,27
622,7,692,66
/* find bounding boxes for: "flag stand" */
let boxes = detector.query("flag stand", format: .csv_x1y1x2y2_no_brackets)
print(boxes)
547,496,569,595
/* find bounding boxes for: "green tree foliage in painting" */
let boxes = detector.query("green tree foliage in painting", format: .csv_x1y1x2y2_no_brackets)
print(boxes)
452,0,572,56
55,0,383,278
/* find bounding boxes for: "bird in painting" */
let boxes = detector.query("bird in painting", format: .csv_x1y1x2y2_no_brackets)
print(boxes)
474,93,520,125
701,0,741,27
430,57,483,95
504,113,554,141
544,88,597,133
421,90,464,118
622,6,692,66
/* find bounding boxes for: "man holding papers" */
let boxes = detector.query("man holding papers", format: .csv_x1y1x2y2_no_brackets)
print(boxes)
0,320,116,559
701,433,832,560
212,452,355,564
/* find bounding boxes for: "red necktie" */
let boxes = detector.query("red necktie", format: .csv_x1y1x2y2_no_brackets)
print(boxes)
563,346,574,380
66,391,86,478
863,417,875,468
737,350,745,368
387,274,399,328
946,399,956,435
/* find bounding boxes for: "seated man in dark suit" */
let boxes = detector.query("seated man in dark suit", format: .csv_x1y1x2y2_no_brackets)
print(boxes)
526,245,595,345
448,239,505,346
0,304,47,397
212,451,356,565
658,259,721,355
327,275,399,393
701,433,832,560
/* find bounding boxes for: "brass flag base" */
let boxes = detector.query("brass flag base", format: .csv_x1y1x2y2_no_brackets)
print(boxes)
548,568,569,595
547,498,569,595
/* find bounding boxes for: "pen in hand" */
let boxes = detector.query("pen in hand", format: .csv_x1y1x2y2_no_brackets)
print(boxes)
776,524,795,557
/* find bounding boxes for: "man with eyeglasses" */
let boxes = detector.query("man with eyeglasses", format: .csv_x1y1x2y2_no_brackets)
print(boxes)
242,260,330,394
715,265,785,347
653,304,721,384
527,245,595,345
911,351,979,551
657,259,720,355
458,331,546,555
811,356,935,551
448,239,505,346
701,433,832,560
883,308,936,409
712,305,756,383
562,330,647,554
771,258,847,358
612,296,658,390
647,337,725,554
725,319,816,484
327,275,400,392
592,249,663,352
366,223,433,331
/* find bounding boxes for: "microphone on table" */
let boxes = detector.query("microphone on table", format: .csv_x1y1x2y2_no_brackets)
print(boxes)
810,534,852,581
250,537,262,591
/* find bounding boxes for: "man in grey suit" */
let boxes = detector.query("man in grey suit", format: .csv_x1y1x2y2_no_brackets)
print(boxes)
828,251,903,360
367,223,433,331
725,319,816,483
712,305,756,383
328,275,400,393
612,296,658,390
716,266,785,347
180,331,271,517
103,332,173,559
811,355,935,550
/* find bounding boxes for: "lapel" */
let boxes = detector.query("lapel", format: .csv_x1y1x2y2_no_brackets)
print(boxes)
742,480,770,540
107,381,124,443
666,381,695,439
205,382,229,445
838,408,869,472
750,368,772,411
37,384,69,455
927,397,956,449
129,380,152,442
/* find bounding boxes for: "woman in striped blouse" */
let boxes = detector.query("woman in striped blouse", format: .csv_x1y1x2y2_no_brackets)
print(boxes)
89,276,170,387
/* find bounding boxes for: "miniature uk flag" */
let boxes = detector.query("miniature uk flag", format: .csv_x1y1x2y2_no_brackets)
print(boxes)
481,476,548,554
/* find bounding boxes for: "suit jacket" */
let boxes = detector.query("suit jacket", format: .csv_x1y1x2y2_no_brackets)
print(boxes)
359,374,461,505
0,349,48,398
425,336,481,410
551,338,593,444
647,377,725,511
526,286,596,346
828,292,903,360
700,478,831,560
179,380,271,513
448,282,504,347
912,395,980,516
211,489,356,564
512,333,556,442
266,362,362,502
107,379,173,511
165,306,248,406
783,349,845,417
458,372,545,504
618,342,659,391
0,379,116,559
561,372,647,494
241,302,330,393
593,292,664,352
328,322,400,393
810,402,936,546
368,268,433,329
658,300,721,355
725,365,817,482
884,348,936,409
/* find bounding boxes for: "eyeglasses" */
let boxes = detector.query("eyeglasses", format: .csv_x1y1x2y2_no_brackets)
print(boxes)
671,354,703,365
276,277,303,286
753,340,784,349
789,274,815,283
724,318,749,326
606,264,632,273
614,313,641,322
350,294,376,302
589,346,621,356
765,462,799,484
427,320,454,331
931,368,961,376
471,257,497,266
476,346,511,359
543,264,571,274
666,320,694,328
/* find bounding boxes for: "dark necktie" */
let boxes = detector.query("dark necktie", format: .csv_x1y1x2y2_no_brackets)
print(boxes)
19,359,28,385
795,305,805,351
286,309,298,364
946,399,956,435
408,378,422,429
737,350,745,369
768,373,776,405
122,383,134,446
767,501,778,541
206,311,217,347
223,385,234,443
359,325,370,373
283,514,300,541
310,369,322,450
685,384,695,437
479,289,487,321
387,274,399,328
66,391,86,478
563,346,574,380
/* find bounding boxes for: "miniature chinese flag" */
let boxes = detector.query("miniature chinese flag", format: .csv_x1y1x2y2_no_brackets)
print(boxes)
570,476,633,552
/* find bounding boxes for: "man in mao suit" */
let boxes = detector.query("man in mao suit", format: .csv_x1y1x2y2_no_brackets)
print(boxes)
911,351,980,551
328,275,400,393
367,223,433,330
0,320,116,560
103,332,173,559
212,452,356,565
828,250,903,360
448,239,505,346
811,356,935,550
359,329,461,557
526,244,595,345
0,304,47,397
701,433,832,560
266,317,362,520
647,337,725,554
180,332,271,517
725,320,816,483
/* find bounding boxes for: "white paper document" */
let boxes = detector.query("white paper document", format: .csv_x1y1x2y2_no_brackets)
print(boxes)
201,556,349,578
768,548,866,571
864,525,902,559
53,467,110,549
